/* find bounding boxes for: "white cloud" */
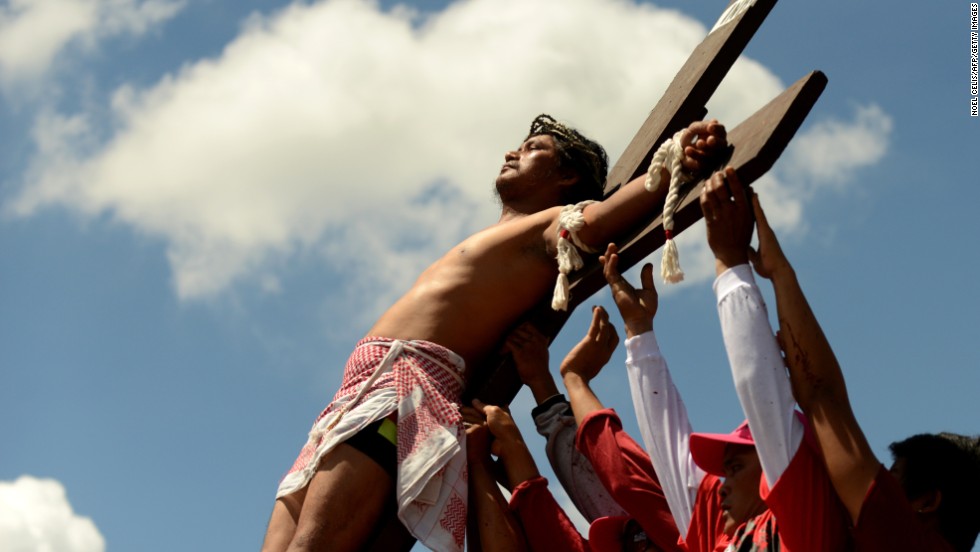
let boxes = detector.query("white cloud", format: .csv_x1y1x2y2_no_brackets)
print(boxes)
0,476,105,552
662,101,894,293
784,103,893,188
5,0,891,307
0,0,185,86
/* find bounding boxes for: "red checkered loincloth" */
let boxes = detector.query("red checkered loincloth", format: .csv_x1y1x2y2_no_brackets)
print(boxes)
276,337,468,552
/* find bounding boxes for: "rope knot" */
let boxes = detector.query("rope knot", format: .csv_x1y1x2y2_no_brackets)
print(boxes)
644,129,698,284
552,200,598,311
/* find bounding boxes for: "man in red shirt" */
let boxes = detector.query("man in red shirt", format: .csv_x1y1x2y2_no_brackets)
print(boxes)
618,167,851,551
464,302,681,552
740,168,980,552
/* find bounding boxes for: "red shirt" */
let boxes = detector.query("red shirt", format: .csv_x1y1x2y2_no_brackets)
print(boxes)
685,429,850,551
575,408,682,552
509,408,681,552
510,476,589,552
851,464,954,551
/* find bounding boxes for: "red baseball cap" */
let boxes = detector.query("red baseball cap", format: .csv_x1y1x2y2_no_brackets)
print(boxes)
689,419,754,477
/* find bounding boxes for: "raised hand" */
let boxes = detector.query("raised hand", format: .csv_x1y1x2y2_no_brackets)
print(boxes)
559,305,619,383
463,402,533,551
470,399,540,490
503,323,559,403
461,405,493,466
700,166,753,275
682,119,728,175
600,242,657,338
748,192,792,282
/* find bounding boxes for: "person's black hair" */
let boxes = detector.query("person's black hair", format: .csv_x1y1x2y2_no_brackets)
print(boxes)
889,432,980,552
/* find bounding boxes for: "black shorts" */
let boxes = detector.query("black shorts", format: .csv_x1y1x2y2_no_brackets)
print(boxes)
344,416,397,479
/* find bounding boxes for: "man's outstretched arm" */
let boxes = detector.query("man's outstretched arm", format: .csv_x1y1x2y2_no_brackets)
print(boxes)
506,322,627,522
747,189,878,523
700,168,803,488
463,407,529,552
558,295,683,552
546,120,728,252
559,306,619,426
465,401,590,552
601,242,703,536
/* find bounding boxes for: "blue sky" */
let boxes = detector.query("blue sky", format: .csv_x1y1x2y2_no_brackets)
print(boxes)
1,0,977,549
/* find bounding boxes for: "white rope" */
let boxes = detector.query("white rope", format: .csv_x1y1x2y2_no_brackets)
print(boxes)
552,200,599,311
643,129,696,284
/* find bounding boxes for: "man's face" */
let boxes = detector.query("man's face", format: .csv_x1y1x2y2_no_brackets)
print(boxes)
719,445,766,536
495,134,565,202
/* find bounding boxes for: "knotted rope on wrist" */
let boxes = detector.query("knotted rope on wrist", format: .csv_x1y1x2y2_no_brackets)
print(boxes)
644,128,696,284
552,200,598,311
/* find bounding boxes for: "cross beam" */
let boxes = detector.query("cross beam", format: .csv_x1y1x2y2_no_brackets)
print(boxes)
604,0,776,197
563,70,827,310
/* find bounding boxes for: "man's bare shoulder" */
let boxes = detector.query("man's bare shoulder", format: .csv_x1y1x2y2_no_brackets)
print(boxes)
514,205,564,226
478,205,565,256
453,206,551,255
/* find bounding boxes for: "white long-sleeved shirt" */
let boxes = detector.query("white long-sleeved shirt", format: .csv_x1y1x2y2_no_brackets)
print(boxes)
626,264,804,537
625,328,702,536
715,264,804,488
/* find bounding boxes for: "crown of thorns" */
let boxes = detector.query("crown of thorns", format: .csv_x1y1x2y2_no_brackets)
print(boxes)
527,114,608,193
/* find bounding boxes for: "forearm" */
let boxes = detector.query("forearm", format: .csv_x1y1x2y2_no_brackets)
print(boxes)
497,440,542,491
716,265,802,487
510,478,589,552
625,331,702,536
768,267,878,521
770,266,849,410
575,410,683,551
469,460,528,552
525,375,562,405
533,398,627,522
576,173,668,249
562,372,605,427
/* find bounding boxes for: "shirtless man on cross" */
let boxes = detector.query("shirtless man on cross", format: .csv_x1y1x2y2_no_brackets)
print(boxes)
261,114,727,552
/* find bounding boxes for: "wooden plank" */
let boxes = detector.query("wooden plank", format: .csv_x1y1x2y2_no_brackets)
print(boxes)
470,70,828,405
604,0,777,196
573,70,827,304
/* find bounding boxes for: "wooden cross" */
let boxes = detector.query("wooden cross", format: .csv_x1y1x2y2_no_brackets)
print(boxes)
372,1,826,548
465,0,827,406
